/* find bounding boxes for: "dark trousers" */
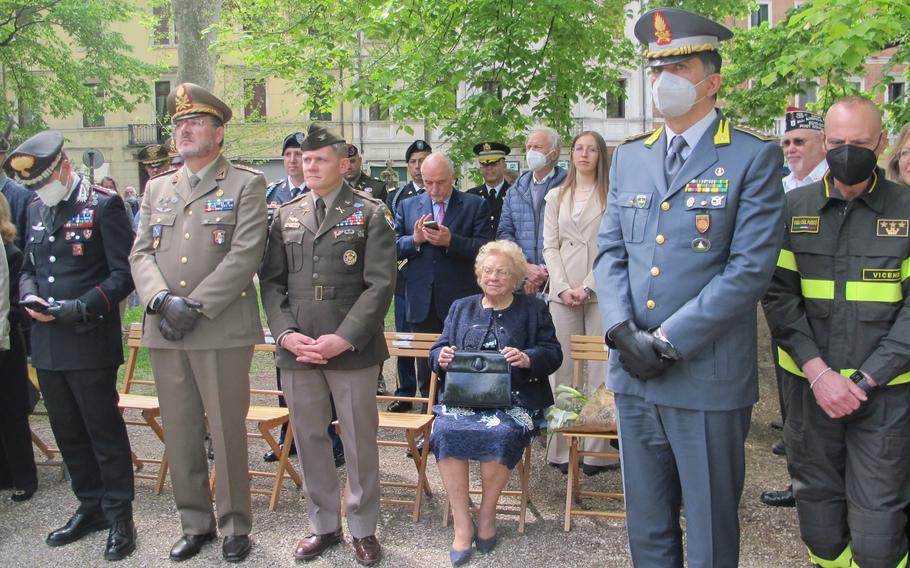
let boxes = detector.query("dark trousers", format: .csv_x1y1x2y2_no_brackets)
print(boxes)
411,308,444,399
38,367,134,522
393,291,418,397
277,367,342,453
0,322,37,492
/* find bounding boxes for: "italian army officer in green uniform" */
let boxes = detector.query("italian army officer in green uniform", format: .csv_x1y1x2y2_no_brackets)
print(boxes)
260,123,395,566
130,83,266,563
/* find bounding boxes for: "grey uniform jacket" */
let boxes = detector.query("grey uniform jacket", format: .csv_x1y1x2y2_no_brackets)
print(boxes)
260,183,396,370
593,114,785,411
130,154,267,350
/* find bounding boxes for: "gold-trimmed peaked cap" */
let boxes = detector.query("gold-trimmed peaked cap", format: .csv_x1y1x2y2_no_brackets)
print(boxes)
473,141,510,164
2,130,65,187
167,82,232,124
298,123,344,151
138,143,169,166
634,7,732,68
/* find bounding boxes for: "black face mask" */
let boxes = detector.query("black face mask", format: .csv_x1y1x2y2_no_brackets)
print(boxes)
826,143,878,186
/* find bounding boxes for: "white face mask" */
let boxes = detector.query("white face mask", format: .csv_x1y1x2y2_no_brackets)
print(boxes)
525,149,551,172
652,71,709,118
36,179,68,207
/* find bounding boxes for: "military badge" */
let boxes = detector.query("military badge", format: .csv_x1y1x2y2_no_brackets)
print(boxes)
691,237,711,252
343,249,358,265
174,84,192,114
31,222,45,231
695,214,710,234
213,229,226,245
284,220,301,229
82,229,92,239
710,195,724,207
333,229,345,238
354,202,364,208
791,216,820,234
876,219,909,238
653,11,672,45
635,194,648,208
384,209,394,230
72,244,84,256
9,155,34,178
216,189,224,197
714,167,725,176
152,225,162,249
685,196,695,208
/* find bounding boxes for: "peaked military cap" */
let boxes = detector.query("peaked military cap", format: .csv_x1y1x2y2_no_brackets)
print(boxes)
405,140,432,162
2,130,64,187
299,123,344,151
282,131,305,154
473,141,510,164
347,143,359,158
785,107,823,132
138,143,169,166
167,82,233,124
634,7,733,68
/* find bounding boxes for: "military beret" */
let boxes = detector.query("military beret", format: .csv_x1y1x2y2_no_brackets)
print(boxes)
405,140,432,162
299,123,345,152
473,142,510,164
347,144,359,158
634,8,732,68
282,131,305,154
2,130,64,187
168,82,233,124
785,108,823,132
138,143,169,166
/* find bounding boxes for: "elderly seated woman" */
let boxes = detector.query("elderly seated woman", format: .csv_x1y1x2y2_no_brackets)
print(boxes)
429,240,561,566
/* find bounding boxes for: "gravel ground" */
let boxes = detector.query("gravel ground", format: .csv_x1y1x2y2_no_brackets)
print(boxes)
0,312,810,567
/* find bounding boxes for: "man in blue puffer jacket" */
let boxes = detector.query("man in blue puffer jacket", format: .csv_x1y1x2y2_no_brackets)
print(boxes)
497,126,566,294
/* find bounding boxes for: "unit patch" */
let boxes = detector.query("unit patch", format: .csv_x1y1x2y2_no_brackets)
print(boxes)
876,219,909,238
791,216,820,234
343,249,358,265
863,268,901,282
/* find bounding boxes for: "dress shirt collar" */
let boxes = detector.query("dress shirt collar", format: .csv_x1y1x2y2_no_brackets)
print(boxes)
664,108,718,160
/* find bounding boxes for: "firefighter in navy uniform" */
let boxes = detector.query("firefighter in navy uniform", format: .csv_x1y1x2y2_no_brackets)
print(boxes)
763,96,910,568
7,131,136,561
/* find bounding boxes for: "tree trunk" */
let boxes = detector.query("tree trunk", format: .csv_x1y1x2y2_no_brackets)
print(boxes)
172,0,222,89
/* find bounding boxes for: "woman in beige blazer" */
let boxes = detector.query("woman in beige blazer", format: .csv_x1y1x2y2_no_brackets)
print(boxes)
542,131,613,475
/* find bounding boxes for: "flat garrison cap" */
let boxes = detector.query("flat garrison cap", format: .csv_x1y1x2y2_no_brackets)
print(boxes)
2,130,64,187
785,107,824,132
138,143,169,166
167,82,233,124
634,8,733,67
299,123,344,151
473,142,510,164
405,140,432,162
282,131,305,154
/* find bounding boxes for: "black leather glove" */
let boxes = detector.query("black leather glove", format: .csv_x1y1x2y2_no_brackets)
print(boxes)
45,299,89,326
158,294,203,335
608,320,675,381
158,317,184,341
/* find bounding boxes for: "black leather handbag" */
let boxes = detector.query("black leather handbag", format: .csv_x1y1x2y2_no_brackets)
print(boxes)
442,351,512,409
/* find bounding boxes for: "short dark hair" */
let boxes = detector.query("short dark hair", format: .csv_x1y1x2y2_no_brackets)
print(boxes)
696,51,722,76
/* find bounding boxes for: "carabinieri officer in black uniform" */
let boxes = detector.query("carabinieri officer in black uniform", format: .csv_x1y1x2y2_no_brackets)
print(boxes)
5,131,137,561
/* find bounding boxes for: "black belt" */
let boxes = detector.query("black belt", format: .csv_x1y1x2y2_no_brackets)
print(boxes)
289,286,362,302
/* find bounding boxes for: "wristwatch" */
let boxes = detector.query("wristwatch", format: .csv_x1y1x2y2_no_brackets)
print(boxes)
583,286,595,298
849,370,877,394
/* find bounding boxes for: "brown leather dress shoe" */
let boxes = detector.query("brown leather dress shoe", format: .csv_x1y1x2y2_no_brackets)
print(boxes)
294,527,343,561
352,535,382,566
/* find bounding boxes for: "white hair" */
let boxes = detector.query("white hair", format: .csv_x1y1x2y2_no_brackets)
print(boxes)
528,125,561,153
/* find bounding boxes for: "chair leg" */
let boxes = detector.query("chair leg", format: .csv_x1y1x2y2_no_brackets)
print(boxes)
565,436,579,532
412,424,433,521
518,446,531,534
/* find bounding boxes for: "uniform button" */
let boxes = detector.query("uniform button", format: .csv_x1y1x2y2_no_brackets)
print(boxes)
48,276,55,283
48,235,55,242
655,234,665,244
650,266,660,277
181,257,188,264
313,256,319,262
188,210,193,216
646,299,656,310
185,233,191,239
180,280,187,287
49,256,56,263
47,297,55,303
313,273,319,279
241,291,246,297
215,217,221,222
661,202,670,211
156,217,162,222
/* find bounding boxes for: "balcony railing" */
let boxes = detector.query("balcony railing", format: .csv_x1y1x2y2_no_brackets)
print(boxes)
128,123,167,146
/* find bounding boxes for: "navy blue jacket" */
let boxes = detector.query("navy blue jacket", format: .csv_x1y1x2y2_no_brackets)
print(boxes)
1,174,32,251
395,190,491,324
430,293,561,410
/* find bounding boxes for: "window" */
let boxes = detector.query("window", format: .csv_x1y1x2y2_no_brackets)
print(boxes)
795,83,818,109
308,81,332,121
155,80,171,125
243,78,267,122
152,5,177,45
606,79,626,119
83,83,105,128
750,2,770,27
888,82,905,103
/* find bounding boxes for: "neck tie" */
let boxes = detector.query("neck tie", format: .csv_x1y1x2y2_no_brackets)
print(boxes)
189,173,201,189
291,186,300,199
315,198,326,226
665,135,688,184
435,201,445,224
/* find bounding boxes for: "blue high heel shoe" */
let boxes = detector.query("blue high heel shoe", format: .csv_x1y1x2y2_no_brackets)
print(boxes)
474,531,497,554
449,546,474,566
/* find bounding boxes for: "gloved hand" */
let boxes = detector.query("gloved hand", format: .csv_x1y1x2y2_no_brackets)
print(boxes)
45,299,89,326
608,320,675,381
158,294,203,335
158,317,184,341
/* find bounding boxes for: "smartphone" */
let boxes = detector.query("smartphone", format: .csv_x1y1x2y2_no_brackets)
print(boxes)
21,299,51,313
423,220,439,230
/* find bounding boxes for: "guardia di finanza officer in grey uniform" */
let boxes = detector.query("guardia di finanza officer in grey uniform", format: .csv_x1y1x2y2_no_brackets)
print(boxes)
261,124,395,566
130,83,266,563
8,131,137,561
593,8,785,567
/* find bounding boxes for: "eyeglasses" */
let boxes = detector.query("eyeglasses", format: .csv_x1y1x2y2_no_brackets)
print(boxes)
481,267,511,278
174,117,213,130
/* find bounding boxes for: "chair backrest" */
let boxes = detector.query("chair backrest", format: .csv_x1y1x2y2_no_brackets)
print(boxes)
569,334,609,389
381,331,441,413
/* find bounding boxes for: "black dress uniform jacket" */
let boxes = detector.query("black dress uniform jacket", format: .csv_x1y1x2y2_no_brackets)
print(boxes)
20,177,134,370
467,180,511,234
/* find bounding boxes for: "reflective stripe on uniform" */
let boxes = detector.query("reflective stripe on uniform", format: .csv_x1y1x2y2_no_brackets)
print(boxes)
808,543,853,568
845,281,903,303
801,278,835,300
777,249,798,271
777,348,910,387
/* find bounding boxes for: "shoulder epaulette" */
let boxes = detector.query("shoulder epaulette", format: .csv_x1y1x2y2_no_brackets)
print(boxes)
352,188,383,205
234,164,263,175
150,168,177,181
734,125,776,142
621,129,658,145
281,193,307,208
267,178,283,187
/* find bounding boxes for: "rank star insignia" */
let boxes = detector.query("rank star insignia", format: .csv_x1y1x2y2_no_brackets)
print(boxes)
877,219,909,237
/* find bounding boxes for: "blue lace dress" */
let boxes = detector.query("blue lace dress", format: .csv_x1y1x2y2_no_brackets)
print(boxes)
428,316,544,469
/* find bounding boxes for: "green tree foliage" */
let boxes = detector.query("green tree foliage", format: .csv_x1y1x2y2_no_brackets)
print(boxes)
723,0,910,131
0,1,163,138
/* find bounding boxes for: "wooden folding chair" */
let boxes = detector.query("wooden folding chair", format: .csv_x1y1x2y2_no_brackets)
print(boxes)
562,334,624,531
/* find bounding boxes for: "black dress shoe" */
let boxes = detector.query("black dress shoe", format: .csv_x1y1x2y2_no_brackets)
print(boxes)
386,400,413,413
169,532,216,561
333,447,346,468
104,520,137,561
223,535,252,563
581,463,618,477
46,512,110,547
11,487,36,502
548,462,569,475
760,487,796,508
405,436,424,458
377,378,388,396
771,439,787,456
263,444,297,463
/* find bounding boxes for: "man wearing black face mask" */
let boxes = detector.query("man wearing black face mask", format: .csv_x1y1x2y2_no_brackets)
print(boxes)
763,95,910,568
